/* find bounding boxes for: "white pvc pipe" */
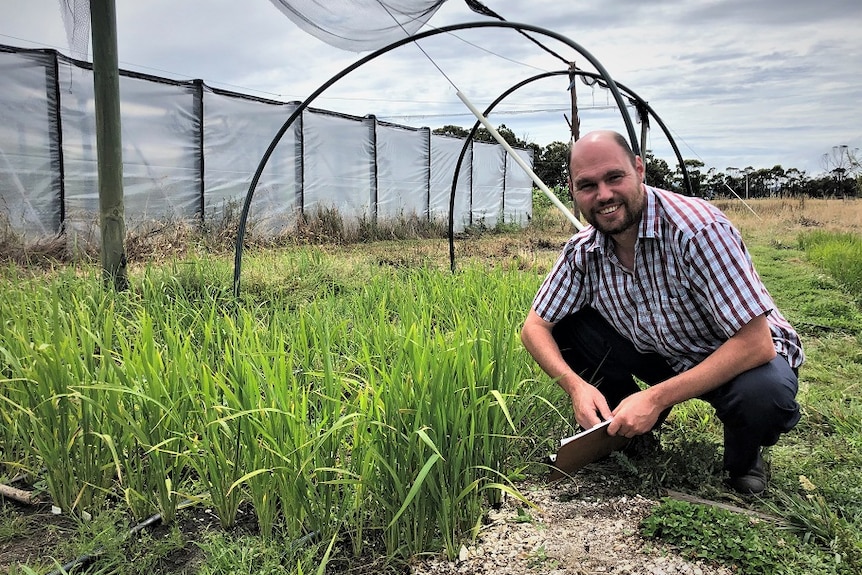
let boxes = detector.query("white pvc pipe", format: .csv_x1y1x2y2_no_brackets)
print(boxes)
456,90,584,230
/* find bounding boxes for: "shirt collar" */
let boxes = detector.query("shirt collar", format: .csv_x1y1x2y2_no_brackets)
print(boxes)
640,185,661,240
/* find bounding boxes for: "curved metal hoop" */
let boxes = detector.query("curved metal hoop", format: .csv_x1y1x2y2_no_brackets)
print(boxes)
445,69,693,270
233,20,641,297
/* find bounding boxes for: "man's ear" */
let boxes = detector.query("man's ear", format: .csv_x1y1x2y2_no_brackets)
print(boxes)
635,155,645,183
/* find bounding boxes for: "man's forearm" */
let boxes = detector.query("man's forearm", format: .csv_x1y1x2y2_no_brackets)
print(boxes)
645,314,776,410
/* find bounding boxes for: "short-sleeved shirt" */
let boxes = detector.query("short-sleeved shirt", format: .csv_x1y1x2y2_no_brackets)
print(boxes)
532,186,804,373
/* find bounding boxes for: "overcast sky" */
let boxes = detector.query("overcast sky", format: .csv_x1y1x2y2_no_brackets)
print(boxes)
1,0,860,176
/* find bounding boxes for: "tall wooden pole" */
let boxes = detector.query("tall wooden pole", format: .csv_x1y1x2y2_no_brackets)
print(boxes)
568,63,580,142
568,62,581,219
90,0,127,290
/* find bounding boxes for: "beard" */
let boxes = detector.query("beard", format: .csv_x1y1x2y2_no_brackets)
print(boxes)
585,192,645,236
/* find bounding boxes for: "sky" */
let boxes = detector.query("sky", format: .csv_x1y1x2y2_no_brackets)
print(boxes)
1,0,860,176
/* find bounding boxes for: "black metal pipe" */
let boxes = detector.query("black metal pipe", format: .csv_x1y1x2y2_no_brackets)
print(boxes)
446,69,693,271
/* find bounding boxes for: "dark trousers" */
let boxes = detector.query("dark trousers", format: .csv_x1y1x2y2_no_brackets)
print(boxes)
552,307,801,475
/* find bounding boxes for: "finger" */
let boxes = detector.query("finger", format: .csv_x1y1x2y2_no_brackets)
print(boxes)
598,397,613,421
607,417,622,436
582,411,602,429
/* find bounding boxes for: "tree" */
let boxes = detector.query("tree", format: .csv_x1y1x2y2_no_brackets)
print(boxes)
534,140,570,191
821,145,860,197
475,123,522,147
432,125,470,139
643,151,673,191
674,159,705,197
703,167,726,199
433,123,527,149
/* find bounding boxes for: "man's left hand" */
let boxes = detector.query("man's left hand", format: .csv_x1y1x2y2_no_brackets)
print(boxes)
607,389,663,438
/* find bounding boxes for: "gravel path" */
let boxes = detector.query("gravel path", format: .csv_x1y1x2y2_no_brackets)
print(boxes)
411,473,734,575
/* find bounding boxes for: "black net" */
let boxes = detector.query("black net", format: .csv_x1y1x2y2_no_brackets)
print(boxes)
267,0,449,52
58,0,91,61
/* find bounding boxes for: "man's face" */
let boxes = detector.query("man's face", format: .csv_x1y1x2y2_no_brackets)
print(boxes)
569,138,646,236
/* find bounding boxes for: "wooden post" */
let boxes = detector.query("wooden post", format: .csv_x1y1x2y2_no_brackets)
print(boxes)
90,0,128,290
568,63,580,142
636,101,650,184
568,63,581,220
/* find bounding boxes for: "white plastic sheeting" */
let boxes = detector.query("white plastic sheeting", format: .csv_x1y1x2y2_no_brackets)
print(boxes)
0,50,59,237
429,134,472,229
267,0,447,52
471,141,505,228
376,123,430,221
0,44,532,244
203,90,301,235
302,111,376,221
60,67,202,238
504,149,533,225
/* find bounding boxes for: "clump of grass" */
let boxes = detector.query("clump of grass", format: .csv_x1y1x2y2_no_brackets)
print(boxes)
798,230,862,297
641,498,850,575
765,476,862,572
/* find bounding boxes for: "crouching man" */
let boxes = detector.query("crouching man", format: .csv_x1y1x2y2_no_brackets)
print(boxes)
521,130,803,494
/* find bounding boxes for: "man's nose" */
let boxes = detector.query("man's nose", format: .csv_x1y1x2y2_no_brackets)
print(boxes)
596,181,614,200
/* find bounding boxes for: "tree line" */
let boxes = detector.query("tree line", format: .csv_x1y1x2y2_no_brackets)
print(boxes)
433,125,861,200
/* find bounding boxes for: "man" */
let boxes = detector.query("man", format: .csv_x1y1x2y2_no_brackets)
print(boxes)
521,130,803,494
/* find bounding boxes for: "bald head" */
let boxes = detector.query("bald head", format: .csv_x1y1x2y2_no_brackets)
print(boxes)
571,131,637,173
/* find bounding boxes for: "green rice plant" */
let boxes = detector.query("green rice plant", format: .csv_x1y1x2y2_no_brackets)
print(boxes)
0,282,120,514
225,311,355,541
0,256,569,565
328,266,547,560
184,313,248,530
258,314,363,541
94,308,196,524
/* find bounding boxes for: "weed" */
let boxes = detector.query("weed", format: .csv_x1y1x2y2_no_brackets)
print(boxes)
641,498,784,574
525,544,559,570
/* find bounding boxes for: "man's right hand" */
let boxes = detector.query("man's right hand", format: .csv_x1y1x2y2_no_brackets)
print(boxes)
521,309,613,430
562,372,613,430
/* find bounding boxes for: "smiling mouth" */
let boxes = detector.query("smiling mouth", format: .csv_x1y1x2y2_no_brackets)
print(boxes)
597,204,620,216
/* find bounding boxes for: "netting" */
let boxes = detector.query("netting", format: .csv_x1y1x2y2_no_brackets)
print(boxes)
57,0,90,62
267,0,448,52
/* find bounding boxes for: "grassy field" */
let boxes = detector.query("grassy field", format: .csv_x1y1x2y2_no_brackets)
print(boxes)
0,197,860,574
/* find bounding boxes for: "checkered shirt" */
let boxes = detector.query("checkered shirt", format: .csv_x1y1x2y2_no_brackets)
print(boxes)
532,186,805,372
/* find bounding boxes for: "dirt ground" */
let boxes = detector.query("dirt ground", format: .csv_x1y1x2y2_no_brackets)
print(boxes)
411,468,735,575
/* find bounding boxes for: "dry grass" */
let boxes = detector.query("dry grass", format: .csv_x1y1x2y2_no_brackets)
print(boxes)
0,214,70,268
0,198,859,269
711,197,861,244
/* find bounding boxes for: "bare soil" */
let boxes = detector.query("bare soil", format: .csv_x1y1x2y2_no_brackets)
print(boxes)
411,466,734,575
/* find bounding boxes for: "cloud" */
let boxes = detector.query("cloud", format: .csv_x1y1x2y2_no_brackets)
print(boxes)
0,0,858,174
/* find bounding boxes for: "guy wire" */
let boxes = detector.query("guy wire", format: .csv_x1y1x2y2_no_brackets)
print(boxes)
375,0,459,90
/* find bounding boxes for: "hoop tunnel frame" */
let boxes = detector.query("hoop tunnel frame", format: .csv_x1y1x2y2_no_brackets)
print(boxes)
446,69,693,270
234,20,641,297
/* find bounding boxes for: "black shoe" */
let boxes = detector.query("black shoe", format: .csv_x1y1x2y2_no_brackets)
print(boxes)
727,451,767,495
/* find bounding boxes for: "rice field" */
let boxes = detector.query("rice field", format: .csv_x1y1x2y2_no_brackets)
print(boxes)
0,196,860,573
0,253,569,567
